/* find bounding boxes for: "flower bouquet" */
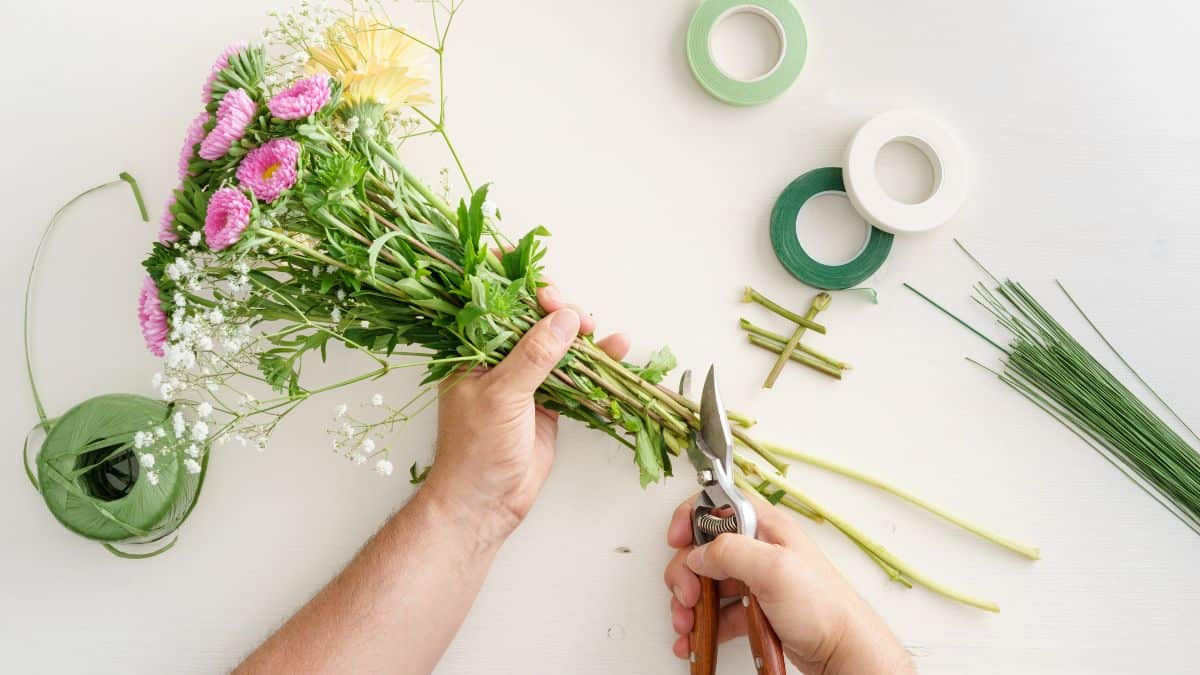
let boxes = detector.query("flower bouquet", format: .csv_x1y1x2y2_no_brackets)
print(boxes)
25,0,1035,608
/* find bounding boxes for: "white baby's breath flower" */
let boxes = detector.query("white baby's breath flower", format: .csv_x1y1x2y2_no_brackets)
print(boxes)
160,382,175,401
360,438,376,454
139,453,156,468
185,444,200,458
352,454,367,465
197,401,213,418
370,393,384,407
334,403,348,418
375,459,394,477
191,420,209,442
184,458,202,474
360,320,370,328
152,372,164,387
339,421,353,437
189,231,202,247
481,200,498,219
154,426,166,439
173,411,186,436
146,470,160,486
209,309,225,325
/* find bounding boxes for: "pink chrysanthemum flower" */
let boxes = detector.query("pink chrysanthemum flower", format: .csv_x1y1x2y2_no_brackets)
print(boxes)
204,187,252,251
236,137,301,202
267,75,332,120
138,276,169,357
199,89,256,161
178,112,209,181
158,192,179,244
201,42,246,104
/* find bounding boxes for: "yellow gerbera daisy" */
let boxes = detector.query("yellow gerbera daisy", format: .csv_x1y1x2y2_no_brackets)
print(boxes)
307,17,433,110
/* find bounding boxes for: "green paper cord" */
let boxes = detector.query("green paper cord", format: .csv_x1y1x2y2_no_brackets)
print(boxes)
24,175,149,427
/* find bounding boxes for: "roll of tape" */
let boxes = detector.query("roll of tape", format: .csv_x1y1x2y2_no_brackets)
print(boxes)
686,0,807,106
770,167,895,290
843,110,967,235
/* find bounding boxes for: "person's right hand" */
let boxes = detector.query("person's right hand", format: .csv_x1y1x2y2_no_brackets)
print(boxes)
663,493,916,675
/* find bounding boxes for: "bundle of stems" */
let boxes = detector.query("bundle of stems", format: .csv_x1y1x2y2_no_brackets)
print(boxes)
906,243,1200,535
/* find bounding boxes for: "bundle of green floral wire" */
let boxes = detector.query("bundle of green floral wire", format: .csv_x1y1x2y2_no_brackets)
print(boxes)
23,0,1038,609
907,243,1200,535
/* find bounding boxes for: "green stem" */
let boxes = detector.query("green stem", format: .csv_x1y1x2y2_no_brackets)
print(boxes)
764,292,830,388
761,441,1040,560
366,137,457,224
748,335,843,380
740,318,850,370
737,453,1001,612
742,287,827,334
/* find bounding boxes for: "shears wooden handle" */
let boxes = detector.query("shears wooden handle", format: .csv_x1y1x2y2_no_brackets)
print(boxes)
689,577,785,675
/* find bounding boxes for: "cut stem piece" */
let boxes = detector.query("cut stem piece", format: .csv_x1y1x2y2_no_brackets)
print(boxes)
740,318,851,371
742,287,827,334
764,292,831,389
748,335,842,380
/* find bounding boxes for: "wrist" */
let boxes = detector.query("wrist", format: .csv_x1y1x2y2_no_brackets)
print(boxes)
823,606,913,675
419,470,520,552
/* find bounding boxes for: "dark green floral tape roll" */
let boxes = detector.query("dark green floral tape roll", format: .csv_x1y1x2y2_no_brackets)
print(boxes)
770,167,894,290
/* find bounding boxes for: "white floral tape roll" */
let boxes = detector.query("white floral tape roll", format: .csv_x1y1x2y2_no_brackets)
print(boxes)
843,110,967,235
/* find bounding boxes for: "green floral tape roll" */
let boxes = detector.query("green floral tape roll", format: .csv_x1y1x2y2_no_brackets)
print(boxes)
686,0,807,106
770,167,895,290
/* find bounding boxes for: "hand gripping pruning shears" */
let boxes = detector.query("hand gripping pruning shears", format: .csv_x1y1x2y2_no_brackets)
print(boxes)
680,367,785,675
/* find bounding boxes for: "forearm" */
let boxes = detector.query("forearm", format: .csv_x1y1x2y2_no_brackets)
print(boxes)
236,485,503,674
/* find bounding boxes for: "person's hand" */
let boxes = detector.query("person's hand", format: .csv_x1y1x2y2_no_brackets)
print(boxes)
422,281,630,547
663,493,915,675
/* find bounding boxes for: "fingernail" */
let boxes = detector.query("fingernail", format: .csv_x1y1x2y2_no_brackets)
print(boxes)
686,546,705,571
549,309,580,345
673,585,686,605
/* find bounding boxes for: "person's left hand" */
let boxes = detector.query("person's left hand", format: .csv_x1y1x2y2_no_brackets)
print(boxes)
422,281,630,547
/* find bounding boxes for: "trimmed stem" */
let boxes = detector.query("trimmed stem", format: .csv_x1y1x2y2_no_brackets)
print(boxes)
749,336,843,380
762,441,1040,560
737,453,1001,612
740,318,850,370
742,287,827,334
764,292,830,388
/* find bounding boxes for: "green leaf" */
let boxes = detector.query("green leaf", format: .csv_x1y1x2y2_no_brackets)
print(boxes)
409,461,431,485
634,427,664,488
634,346,677,384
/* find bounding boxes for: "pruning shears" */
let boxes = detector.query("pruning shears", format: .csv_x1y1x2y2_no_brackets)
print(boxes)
679,367,785,675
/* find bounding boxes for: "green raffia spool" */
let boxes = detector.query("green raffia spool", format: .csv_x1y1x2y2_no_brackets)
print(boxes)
23,175,209,557
769,167,894,290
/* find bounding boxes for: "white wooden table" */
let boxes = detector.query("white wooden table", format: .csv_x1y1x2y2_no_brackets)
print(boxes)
3,1,1199,672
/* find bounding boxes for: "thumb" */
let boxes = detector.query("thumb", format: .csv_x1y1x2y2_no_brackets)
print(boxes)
686,533,787,594
485,309,580,399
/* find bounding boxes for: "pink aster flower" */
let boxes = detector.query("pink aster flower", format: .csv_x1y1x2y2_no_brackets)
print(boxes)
138,276,169,357
201,42,246,104
178,112,209,180
267,75,332,120
199,89,256,161
236,138,301,202
158,192,179,244
204,187,252,251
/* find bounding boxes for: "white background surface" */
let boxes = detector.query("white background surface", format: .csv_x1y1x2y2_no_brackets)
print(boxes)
3,1,1200,673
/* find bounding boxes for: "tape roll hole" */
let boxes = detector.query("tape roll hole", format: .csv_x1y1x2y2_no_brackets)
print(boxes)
707,6,786,82
874,138,940,205
794,192,871,265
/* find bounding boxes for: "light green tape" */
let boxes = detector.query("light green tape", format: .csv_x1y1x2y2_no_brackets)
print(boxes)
686,0,807,106
770,167,894,290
